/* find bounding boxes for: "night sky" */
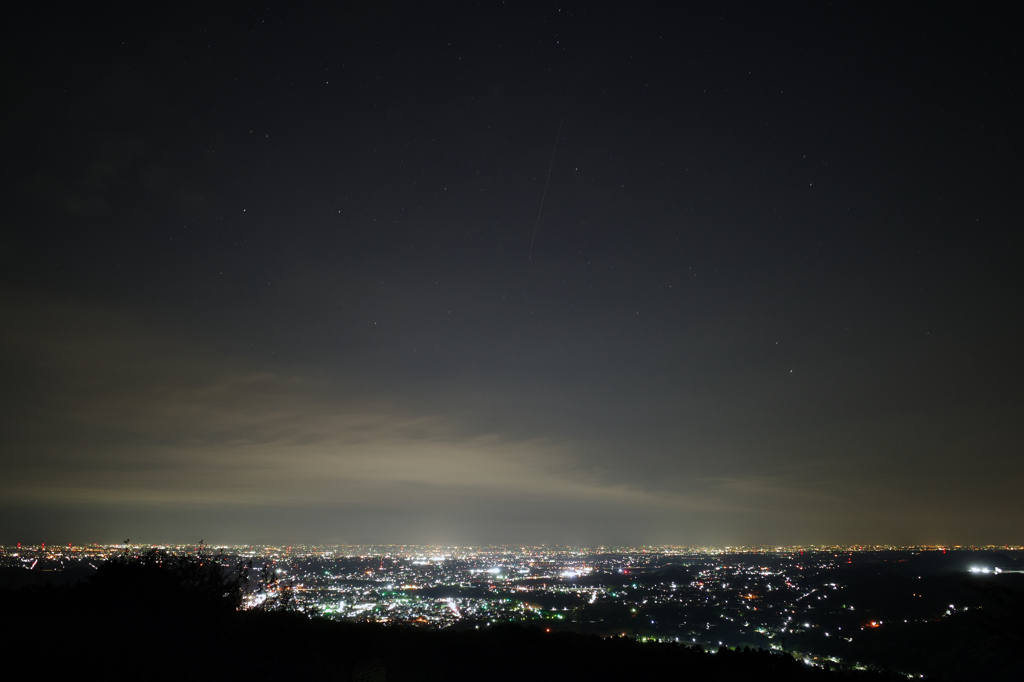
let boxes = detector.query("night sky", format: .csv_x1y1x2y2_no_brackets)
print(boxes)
2,3,1021,546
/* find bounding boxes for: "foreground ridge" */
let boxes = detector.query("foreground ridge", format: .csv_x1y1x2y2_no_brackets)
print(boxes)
3,543,1022,680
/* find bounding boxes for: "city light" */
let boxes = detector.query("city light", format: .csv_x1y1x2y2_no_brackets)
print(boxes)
5,541,1019,679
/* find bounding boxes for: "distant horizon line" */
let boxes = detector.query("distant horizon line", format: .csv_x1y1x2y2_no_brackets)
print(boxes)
6,542,1023,552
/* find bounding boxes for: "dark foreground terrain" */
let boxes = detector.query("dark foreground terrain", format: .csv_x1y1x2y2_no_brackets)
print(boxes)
0,552,1010,681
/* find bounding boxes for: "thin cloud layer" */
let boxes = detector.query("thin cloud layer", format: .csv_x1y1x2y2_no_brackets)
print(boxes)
2,287,1021,545
0,291,720,538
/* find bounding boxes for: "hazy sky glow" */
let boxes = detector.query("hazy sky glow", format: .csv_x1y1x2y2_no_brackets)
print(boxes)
1,4,1021,545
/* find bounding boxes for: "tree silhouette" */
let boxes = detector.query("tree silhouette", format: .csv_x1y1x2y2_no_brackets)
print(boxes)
94,544,248,612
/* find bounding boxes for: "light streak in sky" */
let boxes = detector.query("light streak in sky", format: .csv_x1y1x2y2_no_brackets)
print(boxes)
528,119,563,259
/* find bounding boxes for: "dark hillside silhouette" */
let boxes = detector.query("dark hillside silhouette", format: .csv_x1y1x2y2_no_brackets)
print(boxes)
0,551,918,681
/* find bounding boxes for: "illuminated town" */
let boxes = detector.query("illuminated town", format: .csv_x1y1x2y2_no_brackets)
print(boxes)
3,543,1021,676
